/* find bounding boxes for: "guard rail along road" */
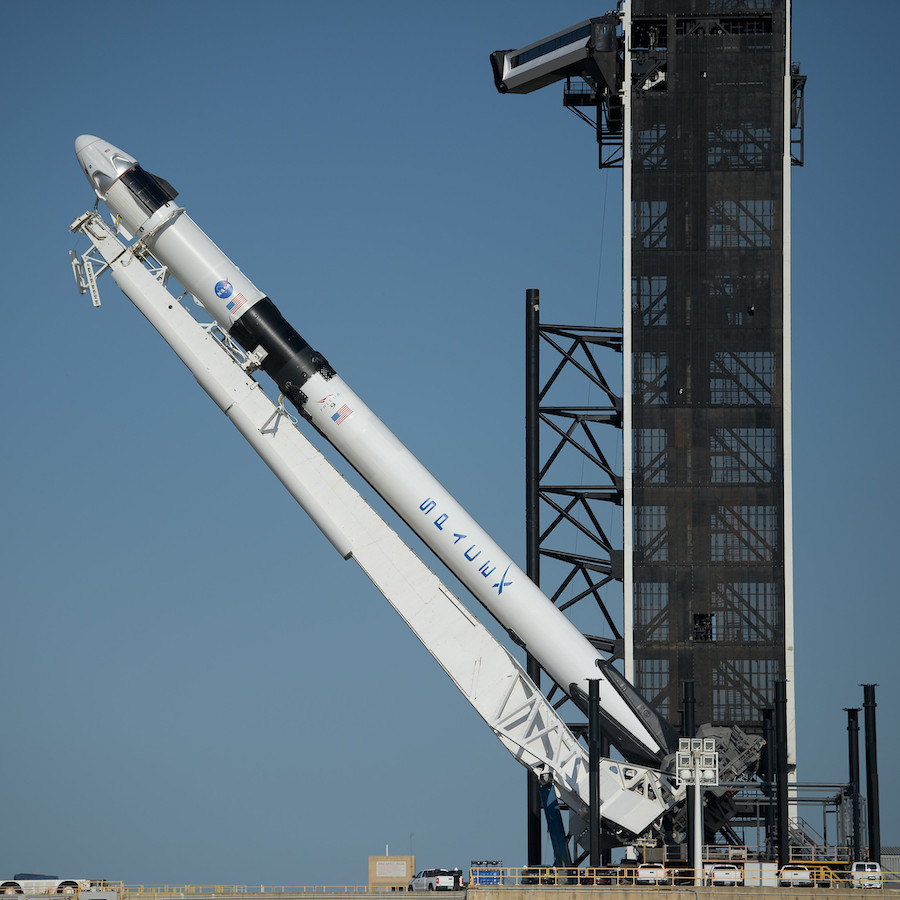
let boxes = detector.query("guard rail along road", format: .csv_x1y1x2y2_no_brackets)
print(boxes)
110,863,896,899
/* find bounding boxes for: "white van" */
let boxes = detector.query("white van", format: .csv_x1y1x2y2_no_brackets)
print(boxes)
849,861,883,889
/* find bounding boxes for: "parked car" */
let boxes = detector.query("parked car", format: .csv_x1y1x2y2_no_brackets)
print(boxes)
579,868,617,886
519,868,577,886
849,862,883,889
707,864,743,886
408,869,463,891
635,863,669,885
0,879,93,896
779,864,814,887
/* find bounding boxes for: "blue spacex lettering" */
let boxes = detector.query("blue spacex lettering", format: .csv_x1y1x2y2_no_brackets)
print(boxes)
493,565,513,594
418,498,513,595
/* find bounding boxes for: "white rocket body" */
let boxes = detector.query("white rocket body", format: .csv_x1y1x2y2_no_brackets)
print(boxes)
75,135,675,765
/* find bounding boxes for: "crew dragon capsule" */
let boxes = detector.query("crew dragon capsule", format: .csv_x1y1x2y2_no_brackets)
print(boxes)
74,135,677,767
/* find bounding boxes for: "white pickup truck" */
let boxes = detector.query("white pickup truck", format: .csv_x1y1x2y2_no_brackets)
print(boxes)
779,864,814,888
707,864,743,886
408,869,463,891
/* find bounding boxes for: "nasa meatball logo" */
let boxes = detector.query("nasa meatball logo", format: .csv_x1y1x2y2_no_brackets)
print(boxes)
214,279,234,300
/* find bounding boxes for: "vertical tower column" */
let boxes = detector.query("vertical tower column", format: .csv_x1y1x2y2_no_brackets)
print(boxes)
862,685,880,863
525,289,542,865
775,681,789,867
762,707,776,859
682,682,696,869
845,707,862,861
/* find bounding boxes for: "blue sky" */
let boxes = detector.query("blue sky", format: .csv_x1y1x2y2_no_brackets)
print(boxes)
1,0,897,887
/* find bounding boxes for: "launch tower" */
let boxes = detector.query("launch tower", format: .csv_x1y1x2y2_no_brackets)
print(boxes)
494,0,806,842
622,0,803,762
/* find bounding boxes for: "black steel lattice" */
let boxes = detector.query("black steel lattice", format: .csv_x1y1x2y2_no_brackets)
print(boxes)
629,0,792,732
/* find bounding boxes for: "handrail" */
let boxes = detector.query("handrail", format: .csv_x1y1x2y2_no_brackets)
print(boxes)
123,889,371,897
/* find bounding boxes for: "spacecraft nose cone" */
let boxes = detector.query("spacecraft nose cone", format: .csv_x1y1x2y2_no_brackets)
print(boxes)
75,134,102,156
74,134,138,197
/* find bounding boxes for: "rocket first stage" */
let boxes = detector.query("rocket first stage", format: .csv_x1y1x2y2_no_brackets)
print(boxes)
74,135,677,767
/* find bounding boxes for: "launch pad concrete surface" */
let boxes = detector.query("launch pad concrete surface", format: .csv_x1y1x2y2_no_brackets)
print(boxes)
122,890,897,900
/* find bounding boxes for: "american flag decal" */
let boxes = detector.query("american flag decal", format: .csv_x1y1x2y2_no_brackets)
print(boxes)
331,404,352,425
226,292,249,314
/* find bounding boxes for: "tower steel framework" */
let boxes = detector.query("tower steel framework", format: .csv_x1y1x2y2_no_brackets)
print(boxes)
622,0,803,759
519,0,805,860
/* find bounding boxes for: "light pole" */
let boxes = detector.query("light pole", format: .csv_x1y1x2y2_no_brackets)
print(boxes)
677,738,719,886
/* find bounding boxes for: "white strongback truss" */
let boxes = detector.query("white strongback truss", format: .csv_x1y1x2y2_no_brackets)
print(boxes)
69,211,682,838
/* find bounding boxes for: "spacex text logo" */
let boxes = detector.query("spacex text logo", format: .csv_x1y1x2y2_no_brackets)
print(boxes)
419,498,513,594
